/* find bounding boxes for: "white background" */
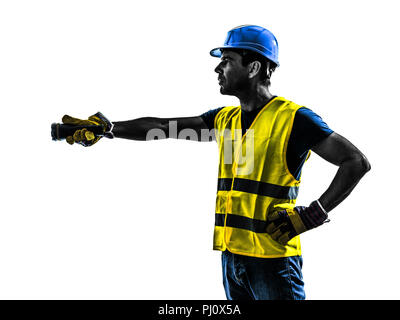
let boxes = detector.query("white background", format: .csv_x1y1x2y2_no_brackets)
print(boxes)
0,0,398,299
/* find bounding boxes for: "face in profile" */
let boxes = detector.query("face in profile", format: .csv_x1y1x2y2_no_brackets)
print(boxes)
214,50,250,96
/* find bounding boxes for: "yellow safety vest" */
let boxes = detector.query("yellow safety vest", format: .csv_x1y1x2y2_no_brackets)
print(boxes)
213,97,305,258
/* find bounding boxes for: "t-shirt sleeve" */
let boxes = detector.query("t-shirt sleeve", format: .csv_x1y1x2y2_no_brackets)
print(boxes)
286,107,334,180
200,107,224,130
290,107,334,157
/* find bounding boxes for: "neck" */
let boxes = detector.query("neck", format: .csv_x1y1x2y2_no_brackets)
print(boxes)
238,84,274,112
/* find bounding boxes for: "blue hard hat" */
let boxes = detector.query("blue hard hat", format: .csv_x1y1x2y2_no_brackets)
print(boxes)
210,25,279,66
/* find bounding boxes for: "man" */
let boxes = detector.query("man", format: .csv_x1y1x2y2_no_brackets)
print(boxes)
62,25,370,300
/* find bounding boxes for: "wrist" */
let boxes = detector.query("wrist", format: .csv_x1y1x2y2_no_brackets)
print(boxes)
296,200,329,230
315,199,328,216
93,112,114,139
105,122,115,139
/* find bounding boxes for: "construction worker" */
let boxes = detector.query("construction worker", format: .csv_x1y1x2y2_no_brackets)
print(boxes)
62,25,371,300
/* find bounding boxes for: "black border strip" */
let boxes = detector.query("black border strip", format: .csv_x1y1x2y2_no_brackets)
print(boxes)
215,213,268,233
217,178,298,200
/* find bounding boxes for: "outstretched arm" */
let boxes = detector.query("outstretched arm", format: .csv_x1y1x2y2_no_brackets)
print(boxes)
312,132,371,212
60,113,212,146
112,116,212,141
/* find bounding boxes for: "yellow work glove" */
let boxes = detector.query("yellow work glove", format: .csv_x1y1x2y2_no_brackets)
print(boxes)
62,112,113,147
266,201,329,245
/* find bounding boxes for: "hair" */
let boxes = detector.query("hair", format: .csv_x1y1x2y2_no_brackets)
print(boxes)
222,48,277,87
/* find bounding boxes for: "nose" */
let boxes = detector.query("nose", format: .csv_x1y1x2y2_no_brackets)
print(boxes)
215,63,223,74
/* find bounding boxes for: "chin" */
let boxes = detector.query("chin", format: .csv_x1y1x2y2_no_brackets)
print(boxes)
219,88,235,96
219,85,229,95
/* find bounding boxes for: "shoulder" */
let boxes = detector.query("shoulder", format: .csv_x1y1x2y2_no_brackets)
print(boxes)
200,107,223,130
295,107,323,120
200,107,224,119
200,106,239,129
294,107,333,135
288,107,334,155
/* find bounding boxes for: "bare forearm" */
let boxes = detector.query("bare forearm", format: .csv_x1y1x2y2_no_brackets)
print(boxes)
319,155,371,212
112,117,168,141
111,115,210,141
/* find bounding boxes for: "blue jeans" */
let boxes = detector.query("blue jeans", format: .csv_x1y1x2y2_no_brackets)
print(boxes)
221,250,305,300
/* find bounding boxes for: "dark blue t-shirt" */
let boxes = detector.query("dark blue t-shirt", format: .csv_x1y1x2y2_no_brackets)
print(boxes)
200,103,333,180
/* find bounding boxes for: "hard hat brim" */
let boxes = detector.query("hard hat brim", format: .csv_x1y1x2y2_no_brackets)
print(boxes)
209,46,280,67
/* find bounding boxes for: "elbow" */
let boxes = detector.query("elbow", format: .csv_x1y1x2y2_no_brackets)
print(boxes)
342,153,371,176
360,154,371,174
353,153,371,175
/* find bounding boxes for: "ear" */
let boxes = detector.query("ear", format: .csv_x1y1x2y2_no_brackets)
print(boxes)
248,61,262,79
265,60,272,79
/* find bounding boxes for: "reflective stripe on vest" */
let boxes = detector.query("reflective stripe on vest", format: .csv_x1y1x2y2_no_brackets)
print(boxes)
217,178,299,199
213,97,305,258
